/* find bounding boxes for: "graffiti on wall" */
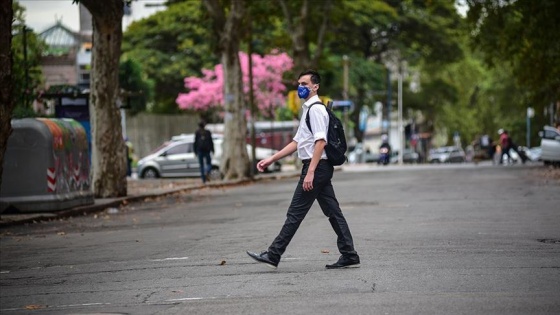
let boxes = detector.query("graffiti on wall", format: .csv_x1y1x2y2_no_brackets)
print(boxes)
37,118,90,194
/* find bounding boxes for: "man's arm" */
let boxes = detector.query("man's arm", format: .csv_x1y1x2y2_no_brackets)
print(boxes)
208,130,214,153
193,131,199,155
256,141,298,172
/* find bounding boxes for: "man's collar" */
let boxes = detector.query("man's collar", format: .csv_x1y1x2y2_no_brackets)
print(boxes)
302,95,321,108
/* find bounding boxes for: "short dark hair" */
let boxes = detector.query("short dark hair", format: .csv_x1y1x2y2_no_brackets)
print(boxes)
198,120,206,129
298,69,321,84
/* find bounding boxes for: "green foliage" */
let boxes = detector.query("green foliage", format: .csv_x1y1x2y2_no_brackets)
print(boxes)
328,0,396,58
11,1,46,117
319,0,464,141
117,0,550,149
121,1,218,113
119,58,154,116
275,106,294,121
11,106,38,119
394,0,464,65
466,0,560,122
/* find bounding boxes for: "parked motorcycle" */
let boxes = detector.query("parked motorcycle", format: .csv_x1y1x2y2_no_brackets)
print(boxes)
378,147,391,165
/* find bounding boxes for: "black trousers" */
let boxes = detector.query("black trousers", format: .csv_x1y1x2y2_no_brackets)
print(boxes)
267,159,358,261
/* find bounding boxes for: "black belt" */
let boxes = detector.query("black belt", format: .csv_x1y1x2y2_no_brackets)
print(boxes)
301,159,327,164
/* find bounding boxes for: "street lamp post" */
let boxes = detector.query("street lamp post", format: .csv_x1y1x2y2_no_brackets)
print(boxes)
22,26,30,109
397,71,403,165
342,55,349,100
527,107,534,148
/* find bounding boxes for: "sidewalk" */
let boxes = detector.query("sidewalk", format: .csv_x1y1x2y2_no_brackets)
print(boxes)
2,162,557,227
0,165,302,227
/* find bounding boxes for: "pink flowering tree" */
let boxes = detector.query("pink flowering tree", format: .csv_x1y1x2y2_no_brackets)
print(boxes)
176,50,293,119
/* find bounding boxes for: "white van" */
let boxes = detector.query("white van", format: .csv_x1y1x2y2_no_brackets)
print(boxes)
539,126,560,167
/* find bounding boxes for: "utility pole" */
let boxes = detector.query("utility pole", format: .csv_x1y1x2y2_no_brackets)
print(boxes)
22,26,29,109
526,107,534,148
397,69,403,165
386,67,392,140
342,55,349,100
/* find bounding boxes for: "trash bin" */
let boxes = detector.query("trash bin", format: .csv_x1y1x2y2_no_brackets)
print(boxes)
0,118,94,213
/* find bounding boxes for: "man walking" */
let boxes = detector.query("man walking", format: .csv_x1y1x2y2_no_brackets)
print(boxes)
247,70,360,269
498,128,511,164
193,120,214,183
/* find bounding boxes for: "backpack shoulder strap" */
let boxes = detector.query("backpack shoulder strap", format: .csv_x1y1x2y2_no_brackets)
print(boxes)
305,101,325,132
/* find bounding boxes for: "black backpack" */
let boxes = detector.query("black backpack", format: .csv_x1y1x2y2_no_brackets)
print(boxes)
197,129,213,152
305,101,348,166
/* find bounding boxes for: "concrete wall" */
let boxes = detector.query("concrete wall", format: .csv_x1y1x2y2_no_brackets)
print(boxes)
124,112,199,160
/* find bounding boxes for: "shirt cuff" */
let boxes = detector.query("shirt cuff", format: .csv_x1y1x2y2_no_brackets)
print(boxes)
314,131,327,142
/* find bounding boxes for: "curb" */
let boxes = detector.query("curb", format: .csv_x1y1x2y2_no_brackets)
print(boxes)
0,171,301,228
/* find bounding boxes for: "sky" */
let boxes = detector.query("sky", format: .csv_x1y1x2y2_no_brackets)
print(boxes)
19,0,166,33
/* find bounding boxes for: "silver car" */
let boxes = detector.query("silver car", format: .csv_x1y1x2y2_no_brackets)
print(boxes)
136,134,220,179
137,134,280,179
428,146,466,163
539,126,560,167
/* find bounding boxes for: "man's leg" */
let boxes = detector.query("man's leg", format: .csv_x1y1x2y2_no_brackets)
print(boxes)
197,154,206,183
267,163,320,261
505,148,512,164
314,163,358,259
203,153,212,179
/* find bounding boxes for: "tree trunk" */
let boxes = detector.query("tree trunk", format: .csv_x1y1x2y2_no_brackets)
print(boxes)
278,0,332,72
0,0,14,191
80,0,127,197
278,0,310,71
204,0,250,180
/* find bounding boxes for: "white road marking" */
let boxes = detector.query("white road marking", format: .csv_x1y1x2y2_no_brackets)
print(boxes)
166,297,205,301
150,257,189,261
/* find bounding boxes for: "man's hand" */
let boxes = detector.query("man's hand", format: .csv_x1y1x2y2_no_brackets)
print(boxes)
303,171,314,191
256,157,273,172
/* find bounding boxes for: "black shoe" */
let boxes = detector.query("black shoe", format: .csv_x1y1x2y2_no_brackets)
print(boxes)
326,255,360,269
247,251,279,269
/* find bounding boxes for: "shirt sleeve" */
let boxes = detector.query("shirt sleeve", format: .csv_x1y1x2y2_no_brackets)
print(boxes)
293,126,302,144
309,105,328,142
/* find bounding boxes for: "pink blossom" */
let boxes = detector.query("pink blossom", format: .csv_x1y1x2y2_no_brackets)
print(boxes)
176,51,293,117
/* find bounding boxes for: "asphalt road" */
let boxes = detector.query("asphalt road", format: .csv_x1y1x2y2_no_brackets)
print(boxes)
1,164,559,314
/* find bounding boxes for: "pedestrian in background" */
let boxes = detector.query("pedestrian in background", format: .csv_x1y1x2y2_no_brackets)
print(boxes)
506,131,527,164
193,120,214,183
247,69,360,270
498,129,511,165
125,137,134,177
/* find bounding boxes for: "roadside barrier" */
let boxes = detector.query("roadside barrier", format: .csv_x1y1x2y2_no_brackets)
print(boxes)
0,118,94,213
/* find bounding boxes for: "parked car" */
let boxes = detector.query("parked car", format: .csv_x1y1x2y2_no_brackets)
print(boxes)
538,126,560,167
391,149,420,164
527,146,542,162
428,146,466,163
347,143,378,164
137,134,281,179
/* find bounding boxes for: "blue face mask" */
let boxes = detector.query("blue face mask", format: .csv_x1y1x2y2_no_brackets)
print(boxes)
297,85,311,99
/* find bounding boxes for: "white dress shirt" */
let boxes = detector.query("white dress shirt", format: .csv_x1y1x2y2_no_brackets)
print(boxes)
293,95,328,160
